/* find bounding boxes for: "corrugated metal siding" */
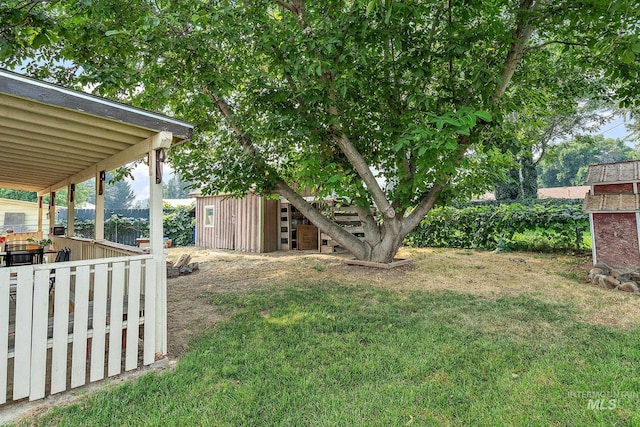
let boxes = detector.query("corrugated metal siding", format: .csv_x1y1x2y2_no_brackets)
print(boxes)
195,194,289,253
196,196,235,250
234,193,260,252
262,199,279,252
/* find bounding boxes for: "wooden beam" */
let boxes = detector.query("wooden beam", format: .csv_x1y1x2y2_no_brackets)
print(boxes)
0,130,109,160
148,133,168,356
0,92,153,138
94,171,105,241
0,106,137,149
38,132,173,196
67,183,75,237
0,70,193,140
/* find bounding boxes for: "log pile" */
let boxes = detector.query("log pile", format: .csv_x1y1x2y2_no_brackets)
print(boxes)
588,262,640,295
167,254,199,278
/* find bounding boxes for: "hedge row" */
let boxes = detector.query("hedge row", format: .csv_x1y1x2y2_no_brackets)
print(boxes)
60,206,195,247
405,202,589,252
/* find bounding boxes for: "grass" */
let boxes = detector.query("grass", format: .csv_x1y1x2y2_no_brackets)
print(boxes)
17,281,640,426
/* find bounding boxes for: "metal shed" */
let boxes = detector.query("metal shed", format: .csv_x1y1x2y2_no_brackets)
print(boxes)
192,191,280,253
583,160,640,269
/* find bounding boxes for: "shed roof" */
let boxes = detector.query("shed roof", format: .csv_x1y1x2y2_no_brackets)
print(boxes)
585,161,640,185
0,69,193,194
583,193,640,213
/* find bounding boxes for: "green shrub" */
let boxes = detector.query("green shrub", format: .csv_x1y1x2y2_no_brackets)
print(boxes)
405,202,589,252
163,206,195,246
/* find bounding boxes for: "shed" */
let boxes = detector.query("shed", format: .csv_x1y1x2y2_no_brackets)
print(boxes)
192,190,368,254
583,160,640,269
192,190,279,253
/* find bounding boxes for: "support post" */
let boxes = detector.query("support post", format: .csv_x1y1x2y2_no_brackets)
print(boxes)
48,192,56,239
37,196,43,239
149,133,171,356
95,171,105,241
67,183,75,237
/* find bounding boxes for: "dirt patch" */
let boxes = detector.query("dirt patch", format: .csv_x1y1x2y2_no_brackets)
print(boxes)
166,247,640,359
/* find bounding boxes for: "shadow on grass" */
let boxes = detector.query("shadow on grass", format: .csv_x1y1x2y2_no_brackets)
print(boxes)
22,282,640,426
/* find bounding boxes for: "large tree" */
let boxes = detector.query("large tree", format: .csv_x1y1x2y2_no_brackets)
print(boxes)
538,135,638,188
2,1,639,262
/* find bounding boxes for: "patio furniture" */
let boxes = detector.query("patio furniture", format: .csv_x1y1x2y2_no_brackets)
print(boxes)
49,247,71,293
4,247,44,266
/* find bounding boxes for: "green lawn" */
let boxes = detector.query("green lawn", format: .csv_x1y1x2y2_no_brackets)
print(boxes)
18,282,640,426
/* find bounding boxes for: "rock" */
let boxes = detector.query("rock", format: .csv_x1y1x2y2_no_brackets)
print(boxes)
617,282,639,293
588,268,604,281
603,276,620,289
629,272,640,282
593,262,611,276
179,265,193,274
592,274,608,287
188,262,199,271
167,267,180,278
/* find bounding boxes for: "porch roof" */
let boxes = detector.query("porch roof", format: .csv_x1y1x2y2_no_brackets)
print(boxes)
0,69,193,195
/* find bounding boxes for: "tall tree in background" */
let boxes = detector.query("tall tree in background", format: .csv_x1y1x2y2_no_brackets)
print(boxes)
87,173,134,211
163,172,193,199
538,135,638,188
2,1,638,262
0,181,93,206
0,189,37,203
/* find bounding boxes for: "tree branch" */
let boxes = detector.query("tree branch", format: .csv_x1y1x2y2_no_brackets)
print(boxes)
274,181,368,258
402,184,443,235
208,89,368,257
330,133,396,219
493,0,537,101
525,40,588,50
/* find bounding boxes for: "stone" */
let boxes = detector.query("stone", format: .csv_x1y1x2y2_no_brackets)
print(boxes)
167,267,180,278
617,282,639,293
593,262,611,276
603,276,620,289
592,274,608,287
588,268,604,281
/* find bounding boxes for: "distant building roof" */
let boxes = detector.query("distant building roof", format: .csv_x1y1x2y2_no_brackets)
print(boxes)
537,186,589,199
585,160,640,185
583,193,640,213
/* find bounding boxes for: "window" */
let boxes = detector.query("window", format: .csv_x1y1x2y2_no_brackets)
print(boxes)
204,205,215,227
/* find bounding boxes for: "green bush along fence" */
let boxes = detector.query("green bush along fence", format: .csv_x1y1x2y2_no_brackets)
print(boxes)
405,201,589,252
60,206,195,247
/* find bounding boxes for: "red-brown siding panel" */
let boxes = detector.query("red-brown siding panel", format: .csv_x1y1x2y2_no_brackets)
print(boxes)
593,183,634,194
593,212,640,269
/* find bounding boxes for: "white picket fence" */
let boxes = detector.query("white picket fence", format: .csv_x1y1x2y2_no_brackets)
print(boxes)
0,254,159,404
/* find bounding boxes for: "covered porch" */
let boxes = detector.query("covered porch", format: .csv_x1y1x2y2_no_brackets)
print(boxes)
0,70,193,404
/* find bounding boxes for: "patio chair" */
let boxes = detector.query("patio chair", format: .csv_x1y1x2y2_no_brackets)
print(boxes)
49,248,71,293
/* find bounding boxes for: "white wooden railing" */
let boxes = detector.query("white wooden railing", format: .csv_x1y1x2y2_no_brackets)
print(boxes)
52,236,146,261
0,254,159,404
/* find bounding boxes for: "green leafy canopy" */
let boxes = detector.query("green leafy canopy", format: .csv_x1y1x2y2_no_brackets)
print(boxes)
2,0,638,261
